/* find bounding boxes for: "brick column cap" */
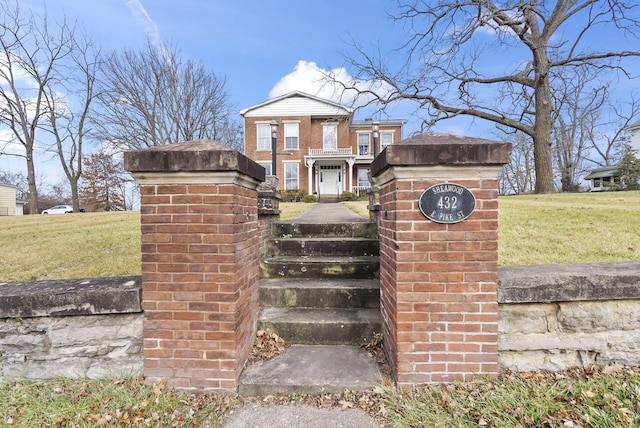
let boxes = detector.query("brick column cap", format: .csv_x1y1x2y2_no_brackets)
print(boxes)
371,133,512,178
124,139,265,182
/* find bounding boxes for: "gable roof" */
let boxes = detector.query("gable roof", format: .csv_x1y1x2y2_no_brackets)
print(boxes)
239,91,353,118
584,165,619,180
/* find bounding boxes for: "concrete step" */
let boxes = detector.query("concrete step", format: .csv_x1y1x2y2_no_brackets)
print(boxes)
317,195,340,203
272,222,378,239
238,345,382,395
260,256,379,279
258,307,381,345
265,237,379,257
260,278,380,309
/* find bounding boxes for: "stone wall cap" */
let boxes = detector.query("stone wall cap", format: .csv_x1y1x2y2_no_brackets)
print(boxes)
0,276,142,318
498,262,640,303
124,139,265,182
371,133,512,177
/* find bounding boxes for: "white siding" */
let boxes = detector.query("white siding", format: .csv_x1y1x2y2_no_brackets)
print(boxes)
243,95,351,118
631,128,640,153
0,184,16,216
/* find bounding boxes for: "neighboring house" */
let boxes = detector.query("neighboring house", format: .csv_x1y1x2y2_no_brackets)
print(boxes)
584,166,620,192
240,91,406,199
0,184,17,215
584,119,640,191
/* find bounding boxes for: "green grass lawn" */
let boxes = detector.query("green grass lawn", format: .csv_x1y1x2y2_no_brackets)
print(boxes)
0,192,639,425
1,366,639,427
1,192,638,282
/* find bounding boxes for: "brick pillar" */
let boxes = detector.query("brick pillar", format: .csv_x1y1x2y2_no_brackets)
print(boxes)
371,134,511,385
124,140,265,392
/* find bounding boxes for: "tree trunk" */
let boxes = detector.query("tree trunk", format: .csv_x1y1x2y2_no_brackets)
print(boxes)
70,178,80,212
533,52,556,194
26,153,39,214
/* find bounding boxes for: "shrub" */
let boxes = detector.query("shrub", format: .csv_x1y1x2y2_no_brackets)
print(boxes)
281,189,305,202
340,191,356,201
303,195,317,203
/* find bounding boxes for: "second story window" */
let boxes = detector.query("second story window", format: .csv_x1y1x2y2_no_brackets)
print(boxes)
257,123,270,150
323,124,337,151
380,132,393,151
358,133,370,155
284,123,299,150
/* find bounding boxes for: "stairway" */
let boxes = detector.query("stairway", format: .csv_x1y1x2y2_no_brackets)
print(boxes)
238,214,383,395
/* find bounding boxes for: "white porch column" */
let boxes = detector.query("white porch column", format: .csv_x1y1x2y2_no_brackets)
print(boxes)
346,157,355,193
306,158,315,195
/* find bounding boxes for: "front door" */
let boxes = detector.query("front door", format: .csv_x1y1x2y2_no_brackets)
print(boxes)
319,169,340,195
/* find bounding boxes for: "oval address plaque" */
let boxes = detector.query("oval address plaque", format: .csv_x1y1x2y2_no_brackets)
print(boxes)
419,183,476,224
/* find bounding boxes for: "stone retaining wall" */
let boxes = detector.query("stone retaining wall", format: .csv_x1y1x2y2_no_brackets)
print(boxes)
498,262,640,372
1,262,639,381
0,277,143,380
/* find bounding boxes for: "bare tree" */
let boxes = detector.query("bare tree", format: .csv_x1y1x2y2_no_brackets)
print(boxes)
550,67,608,192
585,95,640,168
498,132,535,195
0,0,76,213
342,0,640,193
43,32,102,213
96,38,239,150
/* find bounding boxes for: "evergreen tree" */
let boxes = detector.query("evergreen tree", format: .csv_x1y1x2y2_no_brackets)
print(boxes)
617,150,640,191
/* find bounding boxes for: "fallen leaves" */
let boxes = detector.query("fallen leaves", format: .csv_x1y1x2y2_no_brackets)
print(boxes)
248,329,290,364
237,387,391,425
0,378,238,428
360,333,393,379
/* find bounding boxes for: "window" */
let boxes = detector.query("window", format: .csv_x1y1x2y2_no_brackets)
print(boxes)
357,168,370,187
257,123,270,151
284,123,299,150
284,163,299,190
358,133,370,155
323,124,337,151
259,162,272,176
380,132,393,151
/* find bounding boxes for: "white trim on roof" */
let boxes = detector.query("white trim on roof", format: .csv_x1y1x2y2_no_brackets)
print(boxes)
240,91,353,118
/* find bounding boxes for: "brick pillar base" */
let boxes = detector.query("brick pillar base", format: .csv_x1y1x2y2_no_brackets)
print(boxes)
371,134,511,385
125,140,265,392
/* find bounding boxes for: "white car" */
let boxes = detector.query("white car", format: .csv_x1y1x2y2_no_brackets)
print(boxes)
42,205,73,214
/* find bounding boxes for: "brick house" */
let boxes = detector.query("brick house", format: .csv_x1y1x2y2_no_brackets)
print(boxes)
240,91,406,199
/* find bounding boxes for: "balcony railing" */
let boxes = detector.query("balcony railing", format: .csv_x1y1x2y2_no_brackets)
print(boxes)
308,148,352,156
351,185,371,196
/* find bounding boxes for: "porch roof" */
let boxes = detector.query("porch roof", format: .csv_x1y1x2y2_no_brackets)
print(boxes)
584,167,619,180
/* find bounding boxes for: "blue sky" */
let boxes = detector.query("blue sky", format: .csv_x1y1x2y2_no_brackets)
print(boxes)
2,0,423,181
2,0,640,184
29,0,407,119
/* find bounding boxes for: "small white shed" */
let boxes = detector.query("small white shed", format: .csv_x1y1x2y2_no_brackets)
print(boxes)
0,184,17,215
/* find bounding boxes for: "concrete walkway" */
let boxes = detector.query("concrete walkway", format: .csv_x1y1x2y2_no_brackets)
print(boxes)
225,202,380,427
224,405,379,428
281,203,369,224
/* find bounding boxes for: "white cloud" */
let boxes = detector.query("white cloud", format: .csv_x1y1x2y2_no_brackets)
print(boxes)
123,0,160,47
269,60,344,101
269,60,395,110
0,129,25,156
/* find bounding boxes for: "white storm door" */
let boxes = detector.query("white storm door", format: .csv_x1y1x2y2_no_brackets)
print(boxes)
319,169,340,195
